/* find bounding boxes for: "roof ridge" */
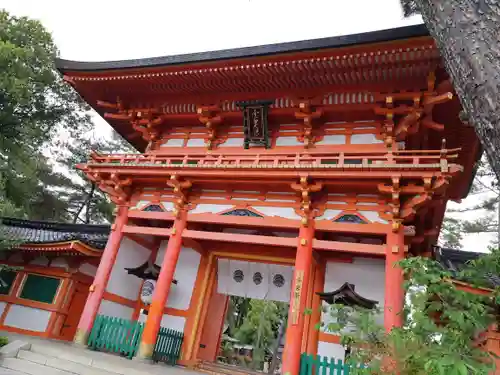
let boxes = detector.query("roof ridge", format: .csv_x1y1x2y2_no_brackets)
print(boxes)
56,24,428,72
0,217,110,234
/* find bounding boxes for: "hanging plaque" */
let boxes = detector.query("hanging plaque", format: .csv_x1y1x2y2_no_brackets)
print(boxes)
237,100,272,149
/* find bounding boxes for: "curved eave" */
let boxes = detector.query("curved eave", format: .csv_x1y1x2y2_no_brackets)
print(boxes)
16,240,103,257
56,24,428,73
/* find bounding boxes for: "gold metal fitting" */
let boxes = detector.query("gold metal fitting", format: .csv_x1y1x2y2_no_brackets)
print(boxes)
171,227,177,235
300,238,307,246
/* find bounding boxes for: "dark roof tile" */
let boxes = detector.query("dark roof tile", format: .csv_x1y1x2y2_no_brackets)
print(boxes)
0,217,110,250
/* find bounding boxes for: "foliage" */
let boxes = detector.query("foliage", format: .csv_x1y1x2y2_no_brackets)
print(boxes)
53,131,134,224
0,10,91,217
322,255,499,375
440,159,499,249
234,299,283,369
0,336,8,347
0,10,134,227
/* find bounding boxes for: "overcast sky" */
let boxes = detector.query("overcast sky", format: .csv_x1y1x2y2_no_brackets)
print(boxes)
2,0,493,251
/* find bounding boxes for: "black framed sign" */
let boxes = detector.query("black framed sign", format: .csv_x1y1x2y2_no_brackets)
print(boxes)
237,100,272,149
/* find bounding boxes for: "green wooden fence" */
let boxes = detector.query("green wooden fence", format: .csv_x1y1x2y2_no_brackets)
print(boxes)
152,327,184,365
87,314,144,359
299,353,366,375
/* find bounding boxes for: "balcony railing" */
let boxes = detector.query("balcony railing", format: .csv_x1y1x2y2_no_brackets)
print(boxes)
84,148,461,171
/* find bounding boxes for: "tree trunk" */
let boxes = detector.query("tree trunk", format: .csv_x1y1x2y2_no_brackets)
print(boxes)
414,0,500,180
84,183,96,224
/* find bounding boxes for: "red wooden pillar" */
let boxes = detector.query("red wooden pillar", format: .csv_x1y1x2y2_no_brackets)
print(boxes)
136,212,187,359
306,261,325,356
73,206,128,345
384,225,405,331
282,223,315,375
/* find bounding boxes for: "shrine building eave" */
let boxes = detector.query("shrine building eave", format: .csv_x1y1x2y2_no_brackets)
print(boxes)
0,217,109,257
56,24,428,72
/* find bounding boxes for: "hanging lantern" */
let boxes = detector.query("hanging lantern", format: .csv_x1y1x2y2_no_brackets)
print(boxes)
140,279,156,305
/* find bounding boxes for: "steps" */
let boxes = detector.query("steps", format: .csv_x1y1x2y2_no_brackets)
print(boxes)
0,338,201,375
198,361,266,375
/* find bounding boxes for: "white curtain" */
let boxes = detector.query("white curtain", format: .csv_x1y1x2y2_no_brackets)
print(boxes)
217,259,293,303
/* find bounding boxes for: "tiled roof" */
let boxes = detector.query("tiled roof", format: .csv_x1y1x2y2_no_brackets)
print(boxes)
56,25,428,72
433,246,500,287
0,217,110,250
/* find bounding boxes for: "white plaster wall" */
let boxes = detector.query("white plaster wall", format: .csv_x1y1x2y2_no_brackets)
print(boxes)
98,300,134,320
322,258,385,329
51,257,68,269
219,138,244,147
106,237,151,300
186,139,205,147
137,311,186,332
29,256,49,266
190,204,233,214
252,206,302,220
79,263,97,277
350,134,383,144
161,139,184,147
132,200,150,210
275,136,302,146
156,244,201,310
358,210,388,224
318,341,345,361
0,302,6,317
316,209,342,221
4,305,51,332
160,201,175,211
160,314,186,332
316,135,346,145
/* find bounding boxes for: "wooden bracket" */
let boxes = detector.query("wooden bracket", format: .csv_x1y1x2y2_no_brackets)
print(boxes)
88,172,131,205
167,175,192,218
373,75,453,146
99,99,165,149
291,176,323,224
294,99,323,148
197,105,222,150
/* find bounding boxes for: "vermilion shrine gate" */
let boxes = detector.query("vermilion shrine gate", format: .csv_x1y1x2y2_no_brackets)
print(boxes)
53,24,482,374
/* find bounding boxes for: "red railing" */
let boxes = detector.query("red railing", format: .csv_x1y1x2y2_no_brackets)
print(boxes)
85,148,460,169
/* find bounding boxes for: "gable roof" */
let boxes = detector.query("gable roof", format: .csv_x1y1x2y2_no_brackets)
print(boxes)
433,246,500,287
0,217,110,251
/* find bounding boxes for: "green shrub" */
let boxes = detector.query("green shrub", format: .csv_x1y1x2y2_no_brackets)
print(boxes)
0,336,8,347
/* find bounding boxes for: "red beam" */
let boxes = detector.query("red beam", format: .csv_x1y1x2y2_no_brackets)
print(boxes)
122,225,171,237
313,239,385,255
183,229,298,248
315,221,388,235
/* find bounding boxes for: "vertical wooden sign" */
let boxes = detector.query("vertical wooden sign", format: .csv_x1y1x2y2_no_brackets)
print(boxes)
291,270,304,325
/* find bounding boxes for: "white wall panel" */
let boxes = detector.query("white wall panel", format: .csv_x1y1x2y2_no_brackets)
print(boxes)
160,314,186,332
51,257,69,269
322,258,385,329
190,204,234,214
29,256,49,266
316,135,346,145
79,263,97,277
159,247,201,310
4,305,51,332
0,302,7,318
318,341,345,361
98,300,134,320
106,237,151,300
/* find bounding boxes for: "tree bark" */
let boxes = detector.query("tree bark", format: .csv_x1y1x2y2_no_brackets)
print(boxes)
413,0,500,180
